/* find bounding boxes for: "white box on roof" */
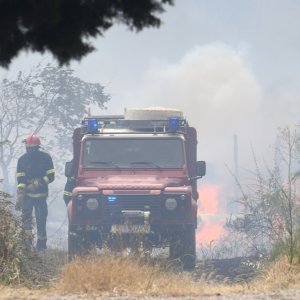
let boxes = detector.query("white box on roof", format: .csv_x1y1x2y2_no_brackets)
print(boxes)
125,107,184,120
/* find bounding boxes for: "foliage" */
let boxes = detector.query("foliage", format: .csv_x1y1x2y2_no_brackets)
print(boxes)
269,229,300,263
227,126,300,262
0,63,109,190
0,190,27,284
0,188,59,286
0,0,174,68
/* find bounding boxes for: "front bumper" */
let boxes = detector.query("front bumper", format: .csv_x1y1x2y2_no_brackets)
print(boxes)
71,193,196,225
69,223,195,248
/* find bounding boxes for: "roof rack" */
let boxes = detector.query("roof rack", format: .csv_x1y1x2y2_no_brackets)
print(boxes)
86,115,124,120
81,116,188,135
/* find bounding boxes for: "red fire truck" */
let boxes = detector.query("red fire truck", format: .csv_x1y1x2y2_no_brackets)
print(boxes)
65,108,206,269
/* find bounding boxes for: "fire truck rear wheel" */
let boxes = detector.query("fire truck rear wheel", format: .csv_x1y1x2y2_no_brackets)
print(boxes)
169,225,196,270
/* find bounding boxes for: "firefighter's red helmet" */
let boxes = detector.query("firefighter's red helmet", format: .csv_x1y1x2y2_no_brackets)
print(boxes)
23,134,41,147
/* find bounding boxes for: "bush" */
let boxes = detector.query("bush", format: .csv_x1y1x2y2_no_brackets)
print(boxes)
268,229,300,264
0,189,31,285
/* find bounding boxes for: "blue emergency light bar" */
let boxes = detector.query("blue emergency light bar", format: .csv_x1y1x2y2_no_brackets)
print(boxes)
107,196,117,202
168,117,180,132
82,116,187,134
86,119,98,133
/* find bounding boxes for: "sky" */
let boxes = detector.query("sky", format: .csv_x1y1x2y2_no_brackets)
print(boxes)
1,0,300,246
2,0,299,166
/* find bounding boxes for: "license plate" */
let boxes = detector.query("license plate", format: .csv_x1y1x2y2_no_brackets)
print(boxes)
111,224,150,234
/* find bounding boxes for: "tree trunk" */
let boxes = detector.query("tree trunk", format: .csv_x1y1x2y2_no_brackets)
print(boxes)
0,162,11,193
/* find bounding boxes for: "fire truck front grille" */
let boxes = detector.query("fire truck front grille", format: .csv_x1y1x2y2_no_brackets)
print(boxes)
102,195,162,223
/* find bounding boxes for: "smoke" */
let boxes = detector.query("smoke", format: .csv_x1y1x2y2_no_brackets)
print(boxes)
125,42,300,246
125,43,270,243
128,43,265,175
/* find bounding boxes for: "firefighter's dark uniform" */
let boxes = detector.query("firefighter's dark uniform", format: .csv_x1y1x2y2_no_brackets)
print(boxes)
16,149,55,250
63,176,75,206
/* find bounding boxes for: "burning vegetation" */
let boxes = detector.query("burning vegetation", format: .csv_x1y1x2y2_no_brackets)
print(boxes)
197,184,226,247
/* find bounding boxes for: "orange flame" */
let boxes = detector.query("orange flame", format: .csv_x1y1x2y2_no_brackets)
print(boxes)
196,184,226,247
198,185,219,214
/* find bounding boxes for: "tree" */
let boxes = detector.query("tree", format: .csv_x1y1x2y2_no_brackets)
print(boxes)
227,126,300,263
0,0,174,68
0,64,109,191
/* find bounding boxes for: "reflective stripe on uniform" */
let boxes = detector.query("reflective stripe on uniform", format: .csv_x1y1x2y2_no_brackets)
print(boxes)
64,191,72,196
43,176,49,184
17,183,26,188
27,193,47,198
16,172,26,178
46,169,55,175
37,235,47,240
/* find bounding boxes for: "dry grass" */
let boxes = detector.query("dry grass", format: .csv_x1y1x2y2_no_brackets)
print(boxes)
55,252,245,297
251,256,300,291
2,226,300,299
2,253,300,298
55,253,300,297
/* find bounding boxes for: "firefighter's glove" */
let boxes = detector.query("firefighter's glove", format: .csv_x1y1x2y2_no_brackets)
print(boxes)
27,178,42,192
16,189,25,211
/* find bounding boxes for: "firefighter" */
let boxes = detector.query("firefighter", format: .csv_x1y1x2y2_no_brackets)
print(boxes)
63,176,75,206
63,159,76,206
16,133,55,251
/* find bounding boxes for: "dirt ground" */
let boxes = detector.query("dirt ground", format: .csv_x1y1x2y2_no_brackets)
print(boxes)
1,291,300,300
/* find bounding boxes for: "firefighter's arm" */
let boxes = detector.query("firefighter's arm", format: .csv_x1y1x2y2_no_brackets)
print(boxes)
16,158,27,190
28,155,55,191
43,155,55,185
63,177,75,206
16,189,25,211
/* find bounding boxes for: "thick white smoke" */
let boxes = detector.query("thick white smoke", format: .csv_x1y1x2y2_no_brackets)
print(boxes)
128,44,265,183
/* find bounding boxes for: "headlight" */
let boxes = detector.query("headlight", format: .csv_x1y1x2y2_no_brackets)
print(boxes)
165,198,177,210
77,194,84,201
86,198,99,210
180,194,186,201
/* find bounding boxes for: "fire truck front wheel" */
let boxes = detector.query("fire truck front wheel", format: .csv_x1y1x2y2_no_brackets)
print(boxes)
169,224,196,270
68,229,99,261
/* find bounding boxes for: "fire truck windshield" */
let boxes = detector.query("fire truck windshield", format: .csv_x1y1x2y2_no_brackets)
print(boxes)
82,138,184,169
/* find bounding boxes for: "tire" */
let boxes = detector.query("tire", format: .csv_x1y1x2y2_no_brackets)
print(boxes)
68,229,82,261
169,225,196,271
68,229,99,261
107,234,125,252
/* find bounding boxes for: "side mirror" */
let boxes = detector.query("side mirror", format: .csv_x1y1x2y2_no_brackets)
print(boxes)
65,161,74,177
196,161,206,177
